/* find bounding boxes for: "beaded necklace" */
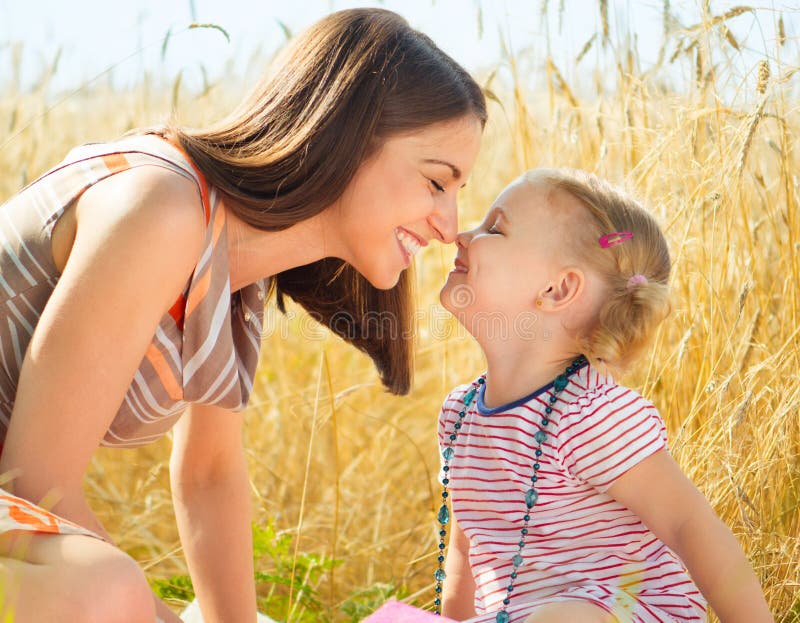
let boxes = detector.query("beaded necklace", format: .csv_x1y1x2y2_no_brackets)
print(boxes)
434,355,588,622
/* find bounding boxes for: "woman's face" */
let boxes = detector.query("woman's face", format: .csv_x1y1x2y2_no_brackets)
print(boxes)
333,115,483,289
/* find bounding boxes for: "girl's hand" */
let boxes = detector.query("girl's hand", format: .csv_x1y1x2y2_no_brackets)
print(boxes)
607,449,773,623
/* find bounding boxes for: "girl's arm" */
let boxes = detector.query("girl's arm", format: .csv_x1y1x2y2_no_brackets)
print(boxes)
0,166,205,622
441,517,477,621
607,449,772,623
170,402,257,623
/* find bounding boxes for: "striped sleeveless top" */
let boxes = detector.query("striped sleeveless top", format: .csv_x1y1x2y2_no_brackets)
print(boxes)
0,134,266,448
438,362,706,623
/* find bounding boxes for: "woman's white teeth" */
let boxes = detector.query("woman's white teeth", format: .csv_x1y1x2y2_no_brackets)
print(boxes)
396,230,421,256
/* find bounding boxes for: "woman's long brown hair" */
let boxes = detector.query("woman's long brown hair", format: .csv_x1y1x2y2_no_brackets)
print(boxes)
170,9,487,394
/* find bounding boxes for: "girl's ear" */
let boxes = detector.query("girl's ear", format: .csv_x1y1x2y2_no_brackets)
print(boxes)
537,268,585,311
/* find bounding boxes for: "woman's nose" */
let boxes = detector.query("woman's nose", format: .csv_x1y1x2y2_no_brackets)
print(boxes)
429,195,459,244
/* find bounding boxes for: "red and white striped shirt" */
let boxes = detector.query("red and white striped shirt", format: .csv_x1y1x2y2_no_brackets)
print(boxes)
438,361,707,623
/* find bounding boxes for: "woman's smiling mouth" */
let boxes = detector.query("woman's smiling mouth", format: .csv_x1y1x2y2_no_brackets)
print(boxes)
396,227,424,262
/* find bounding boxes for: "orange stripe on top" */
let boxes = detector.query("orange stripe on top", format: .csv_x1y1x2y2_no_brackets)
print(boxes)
184,203,226,321
144,343,183,401
184,267,211,320
102,153,129,174
210,193,225,245
168,292,186,331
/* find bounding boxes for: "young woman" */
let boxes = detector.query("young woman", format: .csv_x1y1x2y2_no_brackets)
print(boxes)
0,9,486,622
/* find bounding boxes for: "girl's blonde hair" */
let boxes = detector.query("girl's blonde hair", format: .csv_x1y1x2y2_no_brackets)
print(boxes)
530,169,671,372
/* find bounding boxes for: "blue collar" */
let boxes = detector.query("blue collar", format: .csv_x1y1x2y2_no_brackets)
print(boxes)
475,360,589,416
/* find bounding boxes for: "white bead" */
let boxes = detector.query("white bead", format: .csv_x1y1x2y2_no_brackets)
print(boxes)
244,311,252,322
257,290,264,301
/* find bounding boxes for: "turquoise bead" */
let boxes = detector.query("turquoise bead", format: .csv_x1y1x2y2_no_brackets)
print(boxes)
437,504,450,525
525,488,539,508
512,554,524,567
554,374,568,392
496,612,510,623
463,387,476,405
435,569,446,582
443,447,454,461
534,430,547,443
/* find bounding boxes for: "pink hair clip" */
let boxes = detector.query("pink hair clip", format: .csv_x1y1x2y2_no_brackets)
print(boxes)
598,232,633,248
627,274,648,289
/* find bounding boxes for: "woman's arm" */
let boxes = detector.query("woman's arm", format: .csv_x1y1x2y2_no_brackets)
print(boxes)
607,449,772,623
170,402,257,623
0,166,204,508
0,166,205,622
441,517,477,621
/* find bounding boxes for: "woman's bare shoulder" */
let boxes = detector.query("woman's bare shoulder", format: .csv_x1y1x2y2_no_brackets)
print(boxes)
69,164,207,276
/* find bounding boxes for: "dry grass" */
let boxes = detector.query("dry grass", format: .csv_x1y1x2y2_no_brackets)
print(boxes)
1,3,799,621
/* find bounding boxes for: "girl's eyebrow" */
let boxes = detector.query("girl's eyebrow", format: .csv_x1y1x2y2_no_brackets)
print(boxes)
494,206,510,223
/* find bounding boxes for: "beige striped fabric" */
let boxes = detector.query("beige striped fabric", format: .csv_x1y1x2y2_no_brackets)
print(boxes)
0,134,266,448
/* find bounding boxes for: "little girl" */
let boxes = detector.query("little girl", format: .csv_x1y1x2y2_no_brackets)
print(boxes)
434,170,772,623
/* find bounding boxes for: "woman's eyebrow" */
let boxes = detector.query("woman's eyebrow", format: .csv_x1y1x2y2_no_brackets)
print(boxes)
423,158,462,180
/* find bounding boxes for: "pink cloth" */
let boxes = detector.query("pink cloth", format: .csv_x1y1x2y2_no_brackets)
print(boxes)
363,601,456,622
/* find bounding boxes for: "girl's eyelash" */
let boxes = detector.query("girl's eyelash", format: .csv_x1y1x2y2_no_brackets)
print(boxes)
487,224,501,234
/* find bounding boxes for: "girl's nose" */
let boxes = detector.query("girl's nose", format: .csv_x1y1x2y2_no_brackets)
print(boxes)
455,230,472,249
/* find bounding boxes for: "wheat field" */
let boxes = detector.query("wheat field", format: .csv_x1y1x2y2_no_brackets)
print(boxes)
0,2,798,622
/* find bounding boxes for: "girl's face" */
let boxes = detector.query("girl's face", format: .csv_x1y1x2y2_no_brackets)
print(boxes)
440,177,565,321
334,115,483,289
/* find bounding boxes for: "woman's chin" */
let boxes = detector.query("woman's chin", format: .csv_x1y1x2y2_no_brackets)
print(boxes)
364,267,402,290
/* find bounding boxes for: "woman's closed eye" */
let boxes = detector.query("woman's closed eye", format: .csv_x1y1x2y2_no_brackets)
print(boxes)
430,179,446,193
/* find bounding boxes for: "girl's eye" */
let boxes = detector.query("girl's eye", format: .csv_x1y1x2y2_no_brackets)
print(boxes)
487,224,501,234
430,179,445,193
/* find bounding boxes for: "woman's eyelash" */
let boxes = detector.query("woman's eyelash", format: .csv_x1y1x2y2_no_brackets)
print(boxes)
430,179,445,192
